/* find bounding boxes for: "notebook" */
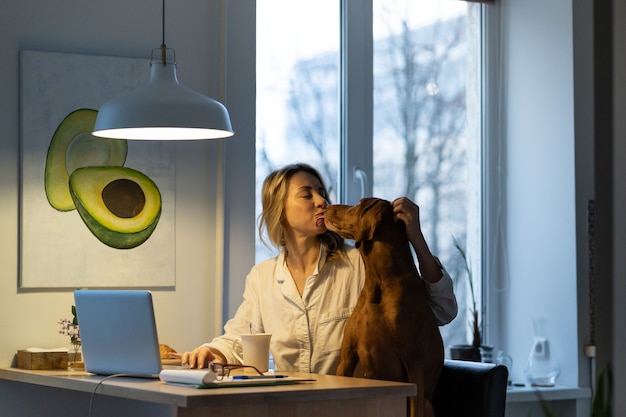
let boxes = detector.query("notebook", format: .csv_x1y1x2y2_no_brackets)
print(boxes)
74,289,163,378
159,368,315,389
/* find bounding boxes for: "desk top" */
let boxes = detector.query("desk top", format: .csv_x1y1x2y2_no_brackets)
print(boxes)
0,367,416,409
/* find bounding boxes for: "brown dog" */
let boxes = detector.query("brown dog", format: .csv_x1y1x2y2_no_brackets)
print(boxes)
325,198,443,417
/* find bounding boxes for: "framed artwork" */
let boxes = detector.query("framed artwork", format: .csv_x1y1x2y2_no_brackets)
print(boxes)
19,50,176,289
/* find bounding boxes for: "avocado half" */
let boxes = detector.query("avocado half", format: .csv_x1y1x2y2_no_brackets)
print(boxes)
44,109,128,211
69,166,162,249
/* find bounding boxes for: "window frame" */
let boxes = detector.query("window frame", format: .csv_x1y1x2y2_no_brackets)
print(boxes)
223,1,593,397
340,0,373,204
223,0,492,349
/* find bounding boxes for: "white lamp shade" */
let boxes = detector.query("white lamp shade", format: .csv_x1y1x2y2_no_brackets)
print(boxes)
93,61,234,140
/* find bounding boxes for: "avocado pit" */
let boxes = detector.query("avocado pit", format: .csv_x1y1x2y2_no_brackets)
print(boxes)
102,179,146,218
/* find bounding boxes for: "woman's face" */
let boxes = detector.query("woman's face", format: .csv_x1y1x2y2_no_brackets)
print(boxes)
282,171,329,239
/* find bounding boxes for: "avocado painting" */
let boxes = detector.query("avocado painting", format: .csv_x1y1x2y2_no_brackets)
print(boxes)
70,166,162,249
44,108,162,249
20,50,175,288
45,109,128,212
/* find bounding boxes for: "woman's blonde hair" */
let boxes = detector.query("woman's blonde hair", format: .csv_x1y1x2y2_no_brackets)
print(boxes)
258,163,344,259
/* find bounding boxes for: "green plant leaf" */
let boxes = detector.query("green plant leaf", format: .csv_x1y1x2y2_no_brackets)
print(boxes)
591,366,613,417
71,304,78,325
452,234,480,346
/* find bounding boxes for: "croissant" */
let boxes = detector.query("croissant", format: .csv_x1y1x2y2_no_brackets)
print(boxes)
159,344,177,359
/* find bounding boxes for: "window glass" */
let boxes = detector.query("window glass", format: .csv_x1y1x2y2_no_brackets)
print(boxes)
372,1,482,349
257,0,483,353
256,0,340,260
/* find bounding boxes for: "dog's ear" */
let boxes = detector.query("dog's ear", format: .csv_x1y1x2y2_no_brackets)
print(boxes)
357,198,384,243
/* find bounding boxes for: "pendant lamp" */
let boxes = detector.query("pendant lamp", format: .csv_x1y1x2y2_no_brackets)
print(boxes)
93,1,233,140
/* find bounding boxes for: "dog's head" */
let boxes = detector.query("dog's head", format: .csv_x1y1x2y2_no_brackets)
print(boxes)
325,198,400,247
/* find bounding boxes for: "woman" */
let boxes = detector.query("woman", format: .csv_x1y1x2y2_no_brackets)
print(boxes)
180,163,457,374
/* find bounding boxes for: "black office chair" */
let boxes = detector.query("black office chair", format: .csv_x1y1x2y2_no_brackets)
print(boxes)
432,359,508,417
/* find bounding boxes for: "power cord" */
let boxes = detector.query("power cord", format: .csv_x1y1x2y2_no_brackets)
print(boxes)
88,373,133,417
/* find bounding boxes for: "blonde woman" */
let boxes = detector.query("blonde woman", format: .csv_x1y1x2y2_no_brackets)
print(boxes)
179,163,457,374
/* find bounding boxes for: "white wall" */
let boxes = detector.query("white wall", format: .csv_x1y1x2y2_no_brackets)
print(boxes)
498,0,624,412
0,0,251,366
496,0,580,386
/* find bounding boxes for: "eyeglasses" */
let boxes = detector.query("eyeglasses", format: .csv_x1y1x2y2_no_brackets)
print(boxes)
208,362,264,380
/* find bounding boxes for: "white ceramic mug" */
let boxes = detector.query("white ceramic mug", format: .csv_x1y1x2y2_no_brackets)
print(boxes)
237,333,272,373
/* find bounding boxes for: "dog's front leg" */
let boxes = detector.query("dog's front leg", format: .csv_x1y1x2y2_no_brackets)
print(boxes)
336,309,362,376
337,315,359,376
408,359,436,417
337,339,359,376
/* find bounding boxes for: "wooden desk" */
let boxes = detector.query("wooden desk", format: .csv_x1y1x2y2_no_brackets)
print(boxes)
0,368,415,417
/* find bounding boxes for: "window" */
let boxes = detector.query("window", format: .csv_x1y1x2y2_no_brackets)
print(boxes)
256,0,483,353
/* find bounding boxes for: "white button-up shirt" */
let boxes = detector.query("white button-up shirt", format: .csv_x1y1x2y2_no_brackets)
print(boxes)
205,244,457,375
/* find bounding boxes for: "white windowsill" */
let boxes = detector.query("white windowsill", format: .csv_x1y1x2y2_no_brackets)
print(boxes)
506,384,592,403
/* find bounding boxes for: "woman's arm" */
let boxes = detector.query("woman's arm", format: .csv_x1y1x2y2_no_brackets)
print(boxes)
424,261,458,325
392,197,458,325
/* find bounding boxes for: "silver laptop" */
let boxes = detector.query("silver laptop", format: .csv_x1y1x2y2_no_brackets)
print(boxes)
74,290,163,377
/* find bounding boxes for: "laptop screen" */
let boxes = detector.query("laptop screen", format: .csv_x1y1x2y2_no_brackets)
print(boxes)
74,290,163,377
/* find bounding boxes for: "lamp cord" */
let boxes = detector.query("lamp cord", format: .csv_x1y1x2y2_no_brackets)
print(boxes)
161,0,165,47
160,0,167,64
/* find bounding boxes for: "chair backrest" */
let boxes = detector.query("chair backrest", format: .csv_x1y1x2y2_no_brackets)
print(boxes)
432,359,508,417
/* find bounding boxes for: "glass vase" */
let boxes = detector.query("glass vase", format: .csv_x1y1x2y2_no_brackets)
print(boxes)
524,318,560,386
68,343,84,370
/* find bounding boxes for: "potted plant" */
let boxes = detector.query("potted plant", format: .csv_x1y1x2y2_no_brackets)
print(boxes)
58,304,83,369
449,236,484,362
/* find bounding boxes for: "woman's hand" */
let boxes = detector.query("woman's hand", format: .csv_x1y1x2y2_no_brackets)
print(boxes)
171,346,224,369
391,197,422,244
392,197,442,284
